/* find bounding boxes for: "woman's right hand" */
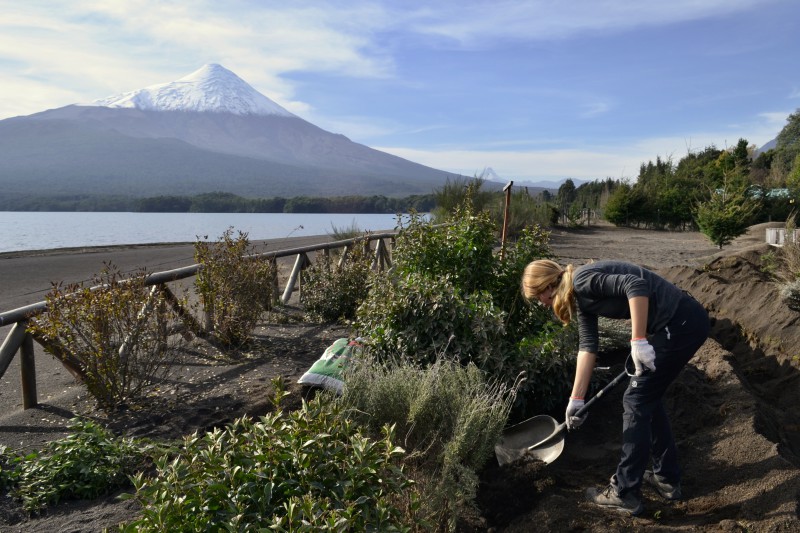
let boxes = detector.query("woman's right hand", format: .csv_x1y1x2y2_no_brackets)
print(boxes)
565,397,586,430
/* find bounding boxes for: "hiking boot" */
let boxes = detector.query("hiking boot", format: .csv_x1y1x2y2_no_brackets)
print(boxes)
644,470,682,500
585,484,644,516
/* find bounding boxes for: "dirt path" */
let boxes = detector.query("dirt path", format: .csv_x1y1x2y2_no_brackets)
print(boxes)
1,222,799,532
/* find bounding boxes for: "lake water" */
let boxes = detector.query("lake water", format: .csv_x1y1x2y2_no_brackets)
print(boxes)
0,212,407,253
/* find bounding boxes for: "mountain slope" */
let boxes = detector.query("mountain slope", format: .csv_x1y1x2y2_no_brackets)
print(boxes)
0,65,459,198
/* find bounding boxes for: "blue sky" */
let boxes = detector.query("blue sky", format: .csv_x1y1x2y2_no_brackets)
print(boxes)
2,0,799,184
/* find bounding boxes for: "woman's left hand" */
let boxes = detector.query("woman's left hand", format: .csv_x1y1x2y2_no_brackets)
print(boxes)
631,339,656,375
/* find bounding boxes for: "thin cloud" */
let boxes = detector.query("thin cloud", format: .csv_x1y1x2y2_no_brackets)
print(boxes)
0,2,395,116
402,0,770,45
376,110,786,182
579,101,611,118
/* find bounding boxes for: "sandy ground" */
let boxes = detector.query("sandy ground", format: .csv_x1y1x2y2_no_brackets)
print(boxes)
1,221,799,532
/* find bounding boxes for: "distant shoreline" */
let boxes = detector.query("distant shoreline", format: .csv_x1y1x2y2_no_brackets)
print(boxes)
0,241,196,260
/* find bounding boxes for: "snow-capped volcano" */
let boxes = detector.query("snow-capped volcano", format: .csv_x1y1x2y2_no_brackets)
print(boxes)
481,167,504,182
90,63,294,117
0,64,461,198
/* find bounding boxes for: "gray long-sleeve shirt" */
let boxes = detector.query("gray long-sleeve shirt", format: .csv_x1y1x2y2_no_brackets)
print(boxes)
573,260,684,353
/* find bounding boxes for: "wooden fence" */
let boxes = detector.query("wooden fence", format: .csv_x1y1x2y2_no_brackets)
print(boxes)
0,232,396,410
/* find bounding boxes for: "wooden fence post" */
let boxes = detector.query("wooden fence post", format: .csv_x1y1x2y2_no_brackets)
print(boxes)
0,321,28,379
282,253,310,304
20,327,37,409
500,180,513,260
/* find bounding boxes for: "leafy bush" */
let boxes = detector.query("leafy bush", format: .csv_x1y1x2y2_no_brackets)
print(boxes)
356,272,507,370
194,228,275,347
355,200,573,416
393,206,496,294
301,239,373,322
124,385,423,532
338,356,514,531
430,176,497,223
28,265,186,409
2,418,145,513
514,322,579,413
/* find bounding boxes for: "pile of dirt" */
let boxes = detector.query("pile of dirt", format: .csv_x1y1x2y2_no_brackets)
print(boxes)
1,222,799,532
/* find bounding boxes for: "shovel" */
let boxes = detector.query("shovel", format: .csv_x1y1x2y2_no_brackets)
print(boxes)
495,369,628,466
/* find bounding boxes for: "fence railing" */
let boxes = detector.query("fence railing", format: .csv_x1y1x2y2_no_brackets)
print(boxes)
0,232,396,410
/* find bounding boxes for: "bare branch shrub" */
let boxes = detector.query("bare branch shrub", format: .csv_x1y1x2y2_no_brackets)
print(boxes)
28,265,187,410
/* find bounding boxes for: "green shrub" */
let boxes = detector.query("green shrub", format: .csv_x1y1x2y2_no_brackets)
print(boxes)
430,177,496,223
488,188,558,238
694,185,760,249
194,228,275,347
3,418,145,513
393,207,497,295
29,265,186,409
301,239,373,322
123,386,424,532
514,322,579,413
355,201,573,415
356,272,507,371
338,356,514,531
780,279,800,311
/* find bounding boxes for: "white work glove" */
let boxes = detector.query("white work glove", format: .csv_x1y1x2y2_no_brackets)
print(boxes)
565,397,586,430
630,338,656,376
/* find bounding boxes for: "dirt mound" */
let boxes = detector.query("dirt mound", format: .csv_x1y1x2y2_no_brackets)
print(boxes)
476,339,800,532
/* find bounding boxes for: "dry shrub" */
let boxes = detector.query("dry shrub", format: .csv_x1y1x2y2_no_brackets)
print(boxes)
300,239,373,322
194,228,275,348
29,265,187,410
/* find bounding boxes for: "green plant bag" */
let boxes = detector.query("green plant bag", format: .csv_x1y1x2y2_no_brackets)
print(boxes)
297,338,363,394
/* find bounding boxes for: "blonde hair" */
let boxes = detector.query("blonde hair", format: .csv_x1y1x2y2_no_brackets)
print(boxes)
521,259,576,325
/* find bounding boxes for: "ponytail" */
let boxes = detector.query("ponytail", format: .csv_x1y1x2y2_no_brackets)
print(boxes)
551,264,575,325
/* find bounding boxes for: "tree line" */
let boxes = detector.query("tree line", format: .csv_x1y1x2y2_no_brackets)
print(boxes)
546,108,800,247
0,192,437,214
438,108,800,248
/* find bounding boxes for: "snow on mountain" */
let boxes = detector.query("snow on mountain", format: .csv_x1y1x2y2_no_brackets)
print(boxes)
89,64,294,117
481,167,505,182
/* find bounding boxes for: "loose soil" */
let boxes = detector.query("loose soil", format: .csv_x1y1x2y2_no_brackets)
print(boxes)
1,221,799,532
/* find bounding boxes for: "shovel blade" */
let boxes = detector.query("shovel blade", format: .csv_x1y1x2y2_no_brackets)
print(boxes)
494,415,565,466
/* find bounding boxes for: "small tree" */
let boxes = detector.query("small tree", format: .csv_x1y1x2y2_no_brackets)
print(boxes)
694,183,760,249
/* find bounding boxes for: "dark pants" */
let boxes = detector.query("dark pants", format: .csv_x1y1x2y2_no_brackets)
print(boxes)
613,294,710,496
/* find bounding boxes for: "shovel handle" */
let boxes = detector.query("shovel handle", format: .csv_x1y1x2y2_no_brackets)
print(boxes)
524,369,629,453
574,369,628,418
